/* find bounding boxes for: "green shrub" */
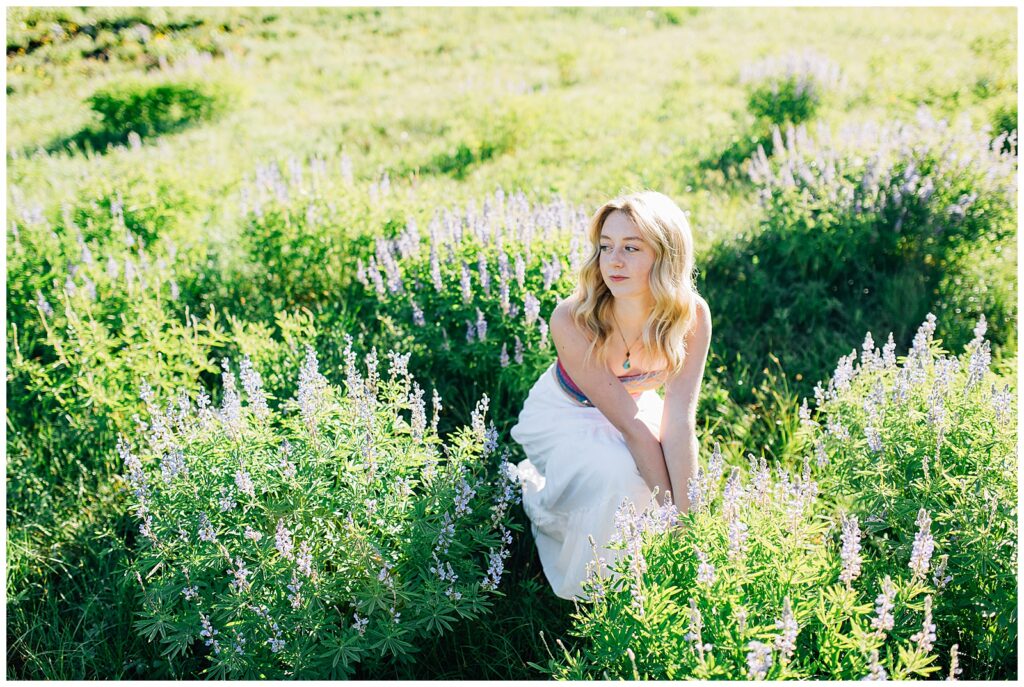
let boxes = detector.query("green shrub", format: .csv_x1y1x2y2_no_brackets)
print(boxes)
87,78,231,141
806,314,1017,678
740,50,843,126
123,344,519,678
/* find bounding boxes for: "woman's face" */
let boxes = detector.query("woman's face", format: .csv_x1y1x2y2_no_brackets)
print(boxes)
598,210,655,298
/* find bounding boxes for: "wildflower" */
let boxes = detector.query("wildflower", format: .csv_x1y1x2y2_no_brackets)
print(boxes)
218,360,243,437
514,253,526,288
991,383,1012,423
435,512,455,555
411,300,426,326
865,422,883,453
409,382,427,439
198,512,217,543
297,346,326,432
826,416,851,441
267,634,286,653
244,525,262,542
287,573,303,609
234,470,256,499
513,336,524,365
228,557,251,593
839,513,863,586
523,292,541,326
683,598,712,659
499,343,510,368
909,508,935,580
881,332,897,368
296,541,313,578
734,605,748,636
454,478,476,517
481,549,505,591
232,631,246,656
909,595,937,653
965,339,991,392
475,308,488,341
774,596,799,661
538,319,550,348
814,439,828,468
860,332,877,371
139,515,158,544
218,486,237,512
746,640,773,680
236,358,268,420
431,388,443,434
863,648,887,680
870,575,896,636
182,585,199,601
798,397,816,428
275,519,294,560
352,613,368,636
460,261,473,303
694,546,716,586
477,251,491,295
465,321,475,343
390,606,402,624
722,467,745,521
932,554,952,590
199,613,221,654
948,644,962,680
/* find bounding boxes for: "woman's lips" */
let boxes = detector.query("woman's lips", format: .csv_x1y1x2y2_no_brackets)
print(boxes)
609,276,628,282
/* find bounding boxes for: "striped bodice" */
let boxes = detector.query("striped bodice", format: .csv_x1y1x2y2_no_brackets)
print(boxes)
554,357,663,407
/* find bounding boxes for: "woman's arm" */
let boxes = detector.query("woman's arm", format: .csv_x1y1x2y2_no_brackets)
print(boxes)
549,302,673,502
660,296,712,513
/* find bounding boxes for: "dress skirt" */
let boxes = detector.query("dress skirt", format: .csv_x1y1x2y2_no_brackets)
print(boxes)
509,361,664,601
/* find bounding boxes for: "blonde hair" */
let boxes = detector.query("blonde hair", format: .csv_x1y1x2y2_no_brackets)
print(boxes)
569,190,700,377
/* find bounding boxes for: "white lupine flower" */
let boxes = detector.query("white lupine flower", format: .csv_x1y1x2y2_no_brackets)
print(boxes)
948,644,962,680
862,648,887,680
409,382,427,439
774,596,798,661
746,640,773,680
814,439,828,468
218,360,243,437
865,422,883,453
477,251,491,295
990,383,1012,423
722,467,745,521
826,416,850,441
965,339,991,392
727,516,750,561
244,525,262,542
798,397,816,428
275,519,294,560
860,332,877,370
839,513,863,585
909,595,937,653
909,508,935,579
538,319,550,348
870,575,896,636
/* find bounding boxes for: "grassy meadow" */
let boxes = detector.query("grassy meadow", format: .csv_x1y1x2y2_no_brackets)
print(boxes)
6,6,1017,680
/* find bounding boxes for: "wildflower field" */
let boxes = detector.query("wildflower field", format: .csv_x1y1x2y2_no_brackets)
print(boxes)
6,6,1018,680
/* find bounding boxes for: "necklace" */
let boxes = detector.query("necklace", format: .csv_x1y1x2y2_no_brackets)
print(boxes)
610,310,643,370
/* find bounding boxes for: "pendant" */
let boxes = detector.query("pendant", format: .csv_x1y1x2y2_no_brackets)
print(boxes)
623,356,631,370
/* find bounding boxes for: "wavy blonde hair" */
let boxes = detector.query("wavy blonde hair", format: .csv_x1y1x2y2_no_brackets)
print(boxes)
569,190,700,377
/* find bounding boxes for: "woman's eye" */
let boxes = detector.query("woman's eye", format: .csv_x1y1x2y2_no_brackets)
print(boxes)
626,246,638,252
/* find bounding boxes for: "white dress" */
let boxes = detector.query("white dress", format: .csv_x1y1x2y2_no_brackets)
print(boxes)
509,360,665,600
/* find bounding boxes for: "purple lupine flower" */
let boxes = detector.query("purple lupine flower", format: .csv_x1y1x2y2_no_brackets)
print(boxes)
460,262,473,304
296,541,313,578
865,422,883,453
746,640,772,679
839,513,862,586
465,321,475,343
932,554,952,589
229,557,251,593
218,486,237,512
538,320,549,349
909,508,935,579
523,293,541,326
287,573,303,609
965,339,991,392
200,613,221,654
499,343,510,368
477,251,491,295
909,595,936,653
198,512,216,542
352,613,368,635
991,383,1012,423
798,398,815,428
434,512,455,555
514,253,526,289
297,345,326,432
863,649,887,680
475,308,488,341
774,596,798,661
234,470,256,499
411,300,426,326
430,245,443,292
513,336,524,365
694,546,716,586
453,478,476,517
275,519,294,560
409,382,427,440
244,525,262,542
239,356,269,418
182,585,199,600
870,575,896,636
814,439,828,468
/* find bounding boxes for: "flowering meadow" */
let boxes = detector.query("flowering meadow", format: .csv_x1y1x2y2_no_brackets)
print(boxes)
6,7,1017,680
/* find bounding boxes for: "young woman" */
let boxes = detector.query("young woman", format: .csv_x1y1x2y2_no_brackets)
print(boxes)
510,190,711,601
